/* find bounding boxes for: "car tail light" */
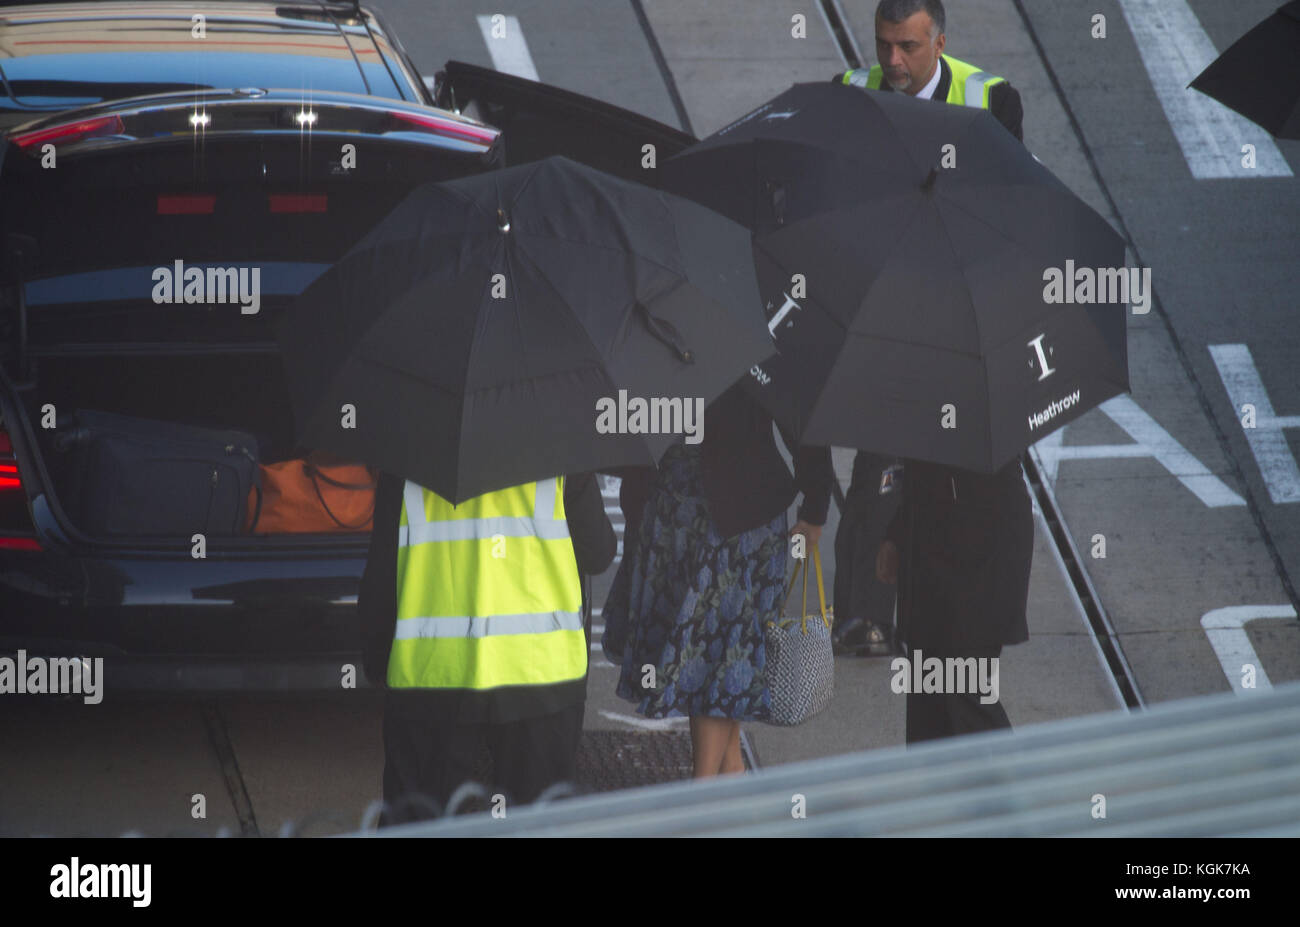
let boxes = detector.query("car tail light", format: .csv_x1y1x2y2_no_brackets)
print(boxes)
9,115,126,152
389,110,496,146
0,429,42,551
269,193,327,214
157,194,216,215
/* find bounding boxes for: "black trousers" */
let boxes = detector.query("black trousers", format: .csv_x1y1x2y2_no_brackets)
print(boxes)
904,645,1011,744
833,452,900,630
380,700,583,826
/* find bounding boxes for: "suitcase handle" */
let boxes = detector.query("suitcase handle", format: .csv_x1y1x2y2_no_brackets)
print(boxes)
247,483,264,534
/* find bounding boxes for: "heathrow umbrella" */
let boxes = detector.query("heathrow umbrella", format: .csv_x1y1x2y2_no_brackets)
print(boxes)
1191,1,1300,138
276,156,774,503
661,82,1129,473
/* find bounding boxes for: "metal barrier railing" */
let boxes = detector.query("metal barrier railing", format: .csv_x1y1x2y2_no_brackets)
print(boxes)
354,681,1300,837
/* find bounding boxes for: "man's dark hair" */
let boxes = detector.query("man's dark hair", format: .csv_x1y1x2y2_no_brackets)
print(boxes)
876,0,945,38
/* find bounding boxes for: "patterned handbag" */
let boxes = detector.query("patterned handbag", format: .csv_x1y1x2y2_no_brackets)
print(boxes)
763,547,835,726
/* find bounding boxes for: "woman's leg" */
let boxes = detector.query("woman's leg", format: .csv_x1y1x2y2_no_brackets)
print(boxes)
720,721,745,775
689,716,734,778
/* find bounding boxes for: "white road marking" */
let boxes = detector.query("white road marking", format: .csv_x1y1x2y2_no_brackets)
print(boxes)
1033,395,1245,506
597,709,689,730
1116,0,1291,179
1200,605,1294,692
1209,344,1300,504
476,14,540,81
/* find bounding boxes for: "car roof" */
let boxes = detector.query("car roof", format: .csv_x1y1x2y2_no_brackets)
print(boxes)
0,1,417,115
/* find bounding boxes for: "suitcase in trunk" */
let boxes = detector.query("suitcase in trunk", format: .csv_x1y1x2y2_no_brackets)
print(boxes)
54,410,261,537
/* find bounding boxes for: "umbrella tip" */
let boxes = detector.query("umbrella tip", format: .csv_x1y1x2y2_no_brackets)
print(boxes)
921,166,939,192
497,208,510,233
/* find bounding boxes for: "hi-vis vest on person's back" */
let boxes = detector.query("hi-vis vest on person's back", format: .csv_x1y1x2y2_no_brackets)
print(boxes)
840,53,1005,109
388,477,586,690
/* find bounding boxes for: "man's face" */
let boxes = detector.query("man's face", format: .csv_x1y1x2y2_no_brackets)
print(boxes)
875,11,944,94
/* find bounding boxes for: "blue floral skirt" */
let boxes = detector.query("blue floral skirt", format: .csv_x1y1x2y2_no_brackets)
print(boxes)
601,443,788,721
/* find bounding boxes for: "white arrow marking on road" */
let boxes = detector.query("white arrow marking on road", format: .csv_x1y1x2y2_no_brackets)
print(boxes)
597,710,689,730
1209,344,1300,504
1200,605,1294,692
1116,0,1291,179
476,14,540,81
1033,395,1245,507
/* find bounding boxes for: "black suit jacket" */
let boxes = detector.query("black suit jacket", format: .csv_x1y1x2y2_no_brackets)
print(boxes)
358,470,616,722
886,457,1033,652
865,56,1032,653
615,384,833,542
833,55,1024,142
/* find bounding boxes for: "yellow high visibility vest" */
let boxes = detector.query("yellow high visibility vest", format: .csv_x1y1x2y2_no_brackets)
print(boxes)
387,476,587,690
840,54,1005,109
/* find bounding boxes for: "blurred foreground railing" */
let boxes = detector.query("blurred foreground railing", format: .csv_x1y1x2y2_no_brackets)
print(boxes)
357,681,1300,837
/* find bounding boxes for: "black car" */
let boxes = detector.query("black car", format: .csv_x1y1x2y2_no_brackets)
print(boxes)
0,0,693,690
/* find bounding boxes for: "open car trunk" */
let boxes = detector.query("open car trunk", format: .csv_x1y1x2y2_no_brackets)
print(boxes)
0,126,494,546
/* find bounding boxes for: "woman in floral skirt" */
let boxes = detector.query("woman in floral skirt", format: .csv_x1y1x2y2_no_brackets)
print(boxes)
602,383,833,777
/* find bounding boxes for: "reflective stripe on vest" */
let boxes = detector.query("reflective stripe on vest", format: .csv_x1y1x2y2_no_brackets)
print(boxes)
843,68,874,89
961,70,999,108
388,477,586,690
939,54,1004,108
841,54,1003,109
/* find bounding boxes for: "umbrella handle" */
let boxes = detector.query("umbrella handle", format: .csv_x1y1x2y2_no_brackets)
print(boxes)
636,303,695,364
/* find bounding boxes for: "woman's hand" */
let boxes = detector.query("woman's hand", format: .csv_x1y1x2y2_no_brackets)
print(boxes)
790,520,822,550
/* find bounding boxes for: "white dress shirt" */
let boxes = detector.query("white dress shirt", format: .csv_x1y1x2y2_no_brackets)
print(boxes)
914,58,943,100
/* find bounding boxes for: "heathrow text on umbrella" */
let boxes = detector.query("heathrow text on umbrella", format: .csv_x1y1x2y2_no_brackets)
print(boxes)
1028,389,1082,431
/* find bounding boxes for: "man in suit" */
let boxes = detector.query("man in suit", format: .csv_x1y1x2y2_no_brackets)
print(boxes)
831,0,1026,664
836,0,1023,139
877,458,1033,743
840,0,1034,743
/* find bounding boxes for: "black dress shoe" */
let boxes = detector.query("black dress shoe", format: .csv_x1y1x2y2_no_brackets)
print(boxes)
860,622,893,657
831,616,866,655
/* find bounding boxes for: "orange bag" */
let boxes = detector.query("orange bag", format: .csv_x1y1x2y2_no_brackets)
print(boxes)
246,458,376,533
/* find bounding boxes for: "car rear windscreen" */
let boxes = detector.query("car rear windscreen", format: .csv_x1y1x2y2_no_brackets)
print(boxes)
1,136,487,347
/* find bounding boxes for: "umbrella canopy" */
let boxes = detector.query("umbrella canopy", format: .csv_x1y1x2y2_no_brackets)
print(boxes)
277,155,775,502
1191,1,1300,139
661,82,1130,473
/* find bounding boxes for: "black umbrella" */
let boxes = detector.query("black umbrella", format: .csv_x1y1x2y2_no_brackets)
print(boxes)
276,155,774,503
661,82,1129,473
1191,1,1300,139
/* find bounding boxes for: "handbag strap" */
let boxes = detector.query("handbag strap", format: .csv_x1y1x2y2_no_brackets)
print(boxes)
306,462,375,530
781,547,831,634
